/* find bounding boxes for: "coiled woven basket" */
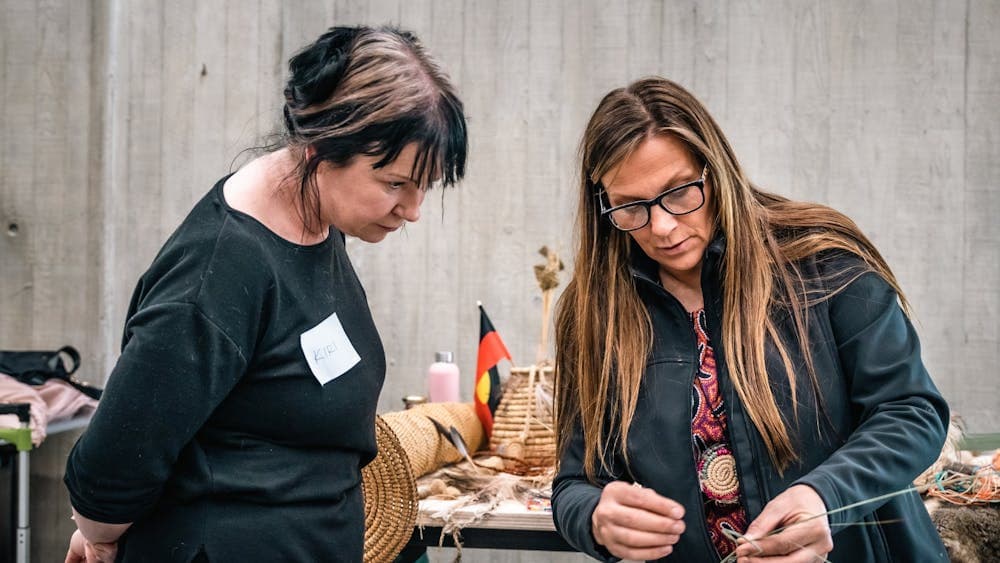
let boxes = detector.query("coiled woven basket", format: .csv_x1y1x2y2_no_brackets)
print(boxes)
361,416,418,563
488,364,556,469
362,403,485,562
381,402,484,477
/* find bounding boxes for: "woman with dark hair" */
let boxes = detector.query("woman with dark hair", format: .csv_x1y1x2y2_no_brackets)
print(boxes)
551,77,948,562
64,25,467,562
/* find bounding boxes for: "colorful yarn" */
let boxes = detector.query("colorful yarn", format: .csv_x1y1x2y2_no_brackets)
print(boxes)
698,443,741,504
928,466,1000,505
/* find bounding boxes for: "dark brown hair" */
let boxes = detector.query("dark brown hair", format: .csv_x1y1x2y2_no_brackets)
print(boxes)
282,26,468,234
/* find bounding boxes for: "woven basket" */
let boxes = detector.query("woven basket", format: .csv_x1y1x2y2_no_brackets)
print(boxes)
361,416,418,563
488,364,557,467
380,402,485,478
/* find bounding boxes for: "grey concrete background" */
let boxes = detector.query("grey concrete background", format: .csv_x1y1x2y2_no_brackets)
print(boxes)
2,1,998,561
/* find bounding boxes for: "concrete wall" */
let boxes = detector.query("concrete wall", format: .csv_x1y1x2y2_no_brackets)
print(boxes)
2,1,998,561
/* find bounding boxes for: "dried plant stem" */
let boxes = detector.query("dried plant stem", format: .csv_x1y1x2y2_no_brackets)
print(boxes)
538,290,552,363
533,246,563,363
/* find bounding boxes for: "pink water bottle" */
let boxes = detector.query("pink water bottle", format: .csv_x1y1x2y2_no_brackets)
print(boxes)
427,351,460,403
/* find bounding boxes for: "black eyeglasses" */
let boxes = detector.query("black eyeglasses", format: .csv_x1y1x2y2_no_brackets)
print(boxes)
598,165,708,232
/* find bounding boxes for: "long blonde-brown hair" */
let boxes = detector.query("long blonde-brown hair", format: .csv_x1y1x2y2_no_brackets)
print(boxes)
554,77,906,479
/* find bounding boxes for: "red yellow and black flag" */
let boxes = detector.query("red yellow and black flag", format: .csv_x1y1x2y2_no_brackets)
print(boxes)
475,302,512,439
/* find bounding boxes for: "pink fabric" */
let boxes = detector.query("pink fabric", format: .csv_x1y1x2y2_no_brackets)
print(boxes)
36,378,98,422
0,372,48,446
1,373,99,447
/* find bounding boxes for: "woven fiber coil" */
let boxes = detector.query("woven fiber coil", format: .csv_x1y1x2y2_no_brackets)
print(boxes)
361,416,418,563
489,364,556,467
380,402,485,478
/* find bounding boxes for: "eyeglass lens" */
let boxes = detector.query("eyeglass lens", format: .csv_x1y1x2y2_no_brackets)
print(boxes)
608,183,704,230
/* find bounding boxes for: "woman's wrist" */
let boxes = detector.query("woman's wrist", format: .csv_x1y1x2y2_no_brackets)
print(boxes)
71,507,131,544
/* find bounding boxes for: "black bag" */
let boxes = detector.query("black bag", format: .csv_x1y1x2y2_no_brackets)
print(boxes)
0,345,102,400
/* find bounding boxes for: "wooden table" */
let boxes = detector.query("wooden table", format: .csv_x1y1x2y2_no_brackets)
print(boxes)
396,498,576,562
394,434,1000,562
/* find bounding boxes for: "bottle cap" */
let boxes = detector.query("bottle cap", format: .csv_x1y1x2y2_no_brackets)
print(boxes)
435,351,453,363
402,395,428,409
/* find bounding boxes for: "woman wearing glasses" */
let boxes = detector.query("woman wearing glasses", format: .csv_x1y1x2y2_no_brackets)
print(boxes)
551,77,948,562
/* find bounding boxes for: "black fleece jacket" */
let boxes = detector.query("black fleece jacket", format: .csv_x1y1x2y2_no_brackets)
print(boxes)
552,238,949,562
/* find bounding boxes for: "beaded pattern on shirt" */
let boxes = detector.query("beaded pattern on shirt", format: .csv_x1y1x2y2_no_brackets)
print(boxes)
690,309,748,558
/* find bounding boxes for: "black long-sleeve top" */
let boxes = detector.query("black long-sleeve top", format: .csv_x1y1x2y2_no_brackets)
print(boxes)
65,177,385,561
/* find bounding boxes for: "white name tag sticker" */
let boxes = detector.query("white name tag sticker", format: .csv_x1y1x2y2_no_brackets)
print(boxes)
300,313,361,385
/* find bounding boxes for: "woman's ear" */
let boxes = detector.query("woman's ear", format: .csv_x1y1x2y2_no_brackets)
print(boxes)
305,145,317,160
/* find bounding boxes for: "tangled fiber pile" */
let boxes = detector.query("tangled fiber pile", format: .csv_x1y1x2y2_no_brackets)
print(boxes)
914,418,1000,563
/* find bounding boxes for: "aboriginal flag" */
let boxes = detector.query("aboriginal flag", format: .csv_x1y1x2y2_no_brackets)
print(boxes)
475,304,512,438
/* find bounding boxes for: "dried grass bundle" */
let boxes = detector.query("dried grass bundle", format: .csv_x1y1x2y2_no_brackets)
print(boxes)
416,456,554,551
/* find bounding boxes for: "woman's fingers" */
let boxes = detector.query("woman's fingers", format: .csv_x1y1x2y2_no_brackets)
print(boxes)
593,481,687,559
596,496,686,534
613,481,686,518
592,505,679,549
595,482,685,536
80,539,117,563
735,484,832,561
608,543,676,561
599,522,682,548
66,529,87,563
738,539,832,563
739,526,832,561
66,528,118,563
90,542,118,563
